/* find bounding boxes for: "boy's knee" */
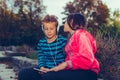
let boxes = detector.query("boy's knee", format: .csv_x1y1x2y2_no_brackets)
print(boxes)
18,69,24,80
18,68,29,80
42,71,56,80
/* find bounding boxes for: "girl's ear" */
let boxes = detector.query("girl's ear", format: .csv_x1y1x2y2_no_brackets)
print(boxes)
74,25,80,30
70,19,73,28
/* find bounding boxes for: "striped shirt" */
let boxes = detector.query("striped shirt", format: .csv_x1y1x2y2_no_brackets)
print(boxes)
37,35,67,68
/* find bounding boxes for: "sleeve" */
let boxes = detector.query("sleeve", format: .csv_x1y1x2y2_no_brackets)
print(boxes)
66,33,96,70
37,40,45,68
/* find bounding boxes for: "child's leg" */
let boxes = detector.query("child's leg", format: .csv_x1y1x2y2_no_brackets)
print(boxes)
18,67,41,80
42,70,97,80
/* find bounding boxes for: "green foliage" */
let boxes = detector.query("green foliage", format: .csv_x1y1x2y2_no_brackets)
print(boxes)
28,51,38,60
111,9,120,32
95,25,120,80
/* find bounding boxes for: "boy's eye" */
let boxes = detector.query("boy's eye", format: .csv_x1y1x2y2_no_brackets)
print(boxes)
44,28,54,30
50,28,54,30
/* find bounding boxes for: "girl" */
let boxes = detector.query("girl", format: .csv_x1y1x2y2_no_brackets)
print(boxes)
42,13,100,80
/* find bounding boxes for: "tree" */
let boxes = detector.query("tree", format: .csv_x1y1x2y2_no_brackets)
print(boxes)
13,0,45,46
14,0,45,26
63,0,109,33
109,9,120,32
0,0,45,47
0,0,14,46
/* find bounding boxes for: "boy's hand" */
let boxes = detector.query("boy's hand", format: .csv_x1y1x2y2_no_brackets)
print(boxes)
39,67,50,74
40,67,50,72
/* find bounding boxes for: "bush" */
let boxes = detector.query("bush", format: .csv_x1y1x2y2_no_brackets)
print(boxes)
28,51,38,60
15,45,35,57
95,26,120,80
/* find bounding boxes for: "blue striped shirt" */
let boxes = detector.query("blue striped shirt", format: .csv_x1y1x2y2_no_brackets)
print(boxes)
37,35,67,68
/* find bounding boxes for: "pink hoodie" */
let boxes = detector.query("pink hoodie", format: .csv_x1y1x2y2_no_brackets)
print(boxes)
65,29,100,74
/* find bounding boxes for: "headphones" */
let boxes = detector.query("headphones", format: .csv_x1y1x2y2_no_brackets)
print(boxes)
41,23,59,33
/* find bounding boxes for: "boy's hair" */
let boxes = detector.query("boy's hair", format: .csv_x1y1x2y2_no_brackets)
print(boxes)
42,15,58,27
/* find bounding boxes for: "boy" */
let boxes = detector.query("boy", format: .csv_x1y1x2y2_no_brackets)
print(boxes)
18,15,67,80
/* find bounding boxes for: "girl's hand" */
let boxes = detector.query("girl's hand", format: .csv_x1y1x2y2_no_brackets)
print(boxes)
50,66,59,72
50,62,67,72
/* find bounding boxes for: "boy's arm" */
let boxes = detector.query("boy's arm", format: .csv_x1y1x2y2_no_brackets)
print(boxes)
37,41,45,68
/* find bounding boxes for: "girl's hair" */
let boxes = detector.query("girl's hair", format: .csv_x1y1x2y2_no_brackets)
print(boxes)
42,15,58,27
67,13,86,30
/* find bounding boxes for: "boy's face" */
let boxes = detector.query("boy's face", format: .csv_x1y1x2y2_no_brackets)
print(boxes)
43,22,57,39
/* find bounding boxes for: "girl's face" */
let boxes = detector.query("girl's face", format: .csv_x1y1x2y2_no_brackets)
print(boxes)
64,21,71,32
43,22,57,39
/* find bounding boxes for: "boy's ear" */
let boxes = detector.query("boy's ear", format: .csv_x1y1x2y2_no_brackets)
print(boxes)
41,22,44,32
42,25,44,32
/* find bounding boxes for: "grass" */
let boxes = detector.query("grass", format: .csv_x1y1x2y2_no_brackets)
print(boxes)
28,51,38,60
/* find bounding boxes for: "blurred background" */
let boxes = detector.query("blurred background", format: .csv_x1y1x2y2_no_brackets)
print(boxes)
0,0,120,80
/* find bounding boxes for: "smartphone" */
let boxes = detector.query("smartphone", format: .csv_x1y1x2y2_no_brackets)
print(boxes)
33,68,45,73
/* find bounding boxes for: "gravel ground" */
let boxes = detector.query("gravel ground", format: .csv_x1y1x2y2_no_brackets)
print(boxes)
0,63,17,80
0,51,18,80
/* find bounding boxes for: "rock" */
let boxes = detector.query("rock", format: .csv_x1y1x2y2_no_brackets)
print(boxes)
5,51,26,57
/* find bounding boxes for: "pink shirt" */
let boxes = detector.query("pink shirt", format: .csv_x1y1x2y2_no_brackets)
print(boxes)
65,29,100,74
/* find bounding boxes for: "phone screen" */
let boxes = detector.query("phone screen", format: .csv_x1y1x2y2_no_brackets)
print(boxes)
33,68,45,73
